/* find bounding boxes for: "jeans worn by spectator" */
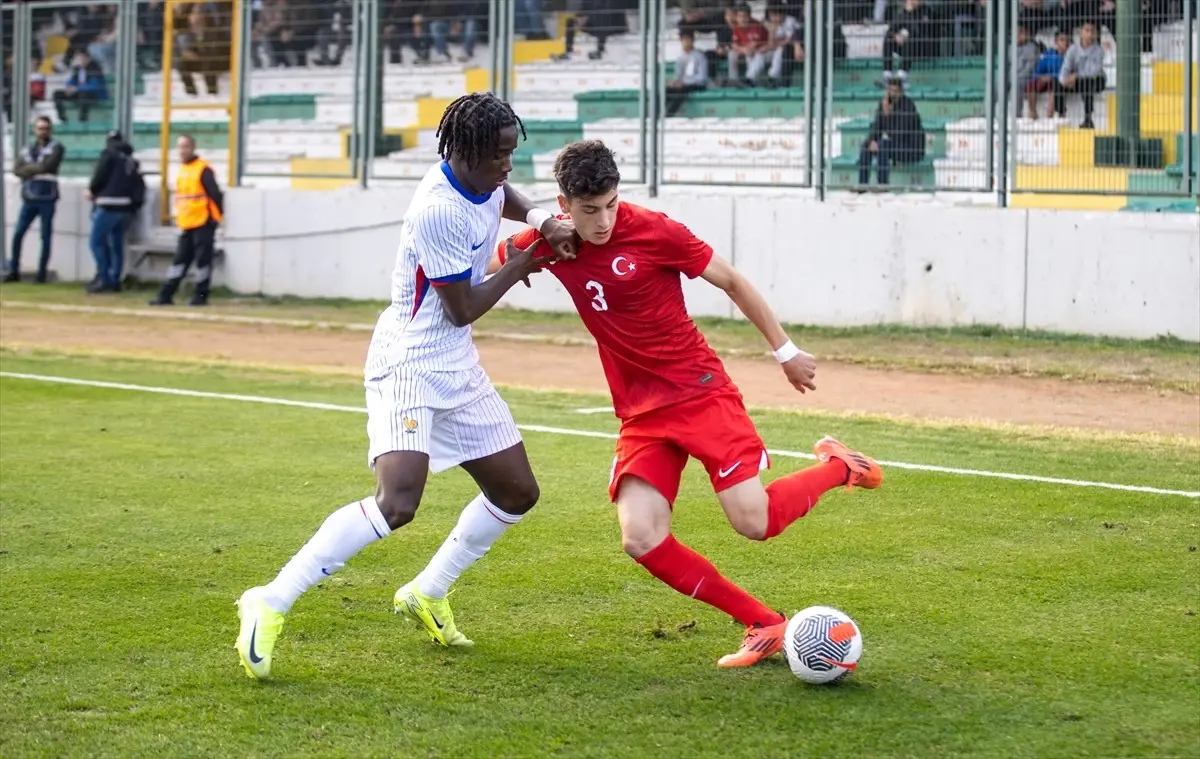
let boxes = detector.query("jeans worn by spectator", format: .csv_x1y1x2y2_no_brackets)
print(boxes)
9,200,57,282
431,19,479,60
89,208,131,289
859,137,922,186
516,0,549,39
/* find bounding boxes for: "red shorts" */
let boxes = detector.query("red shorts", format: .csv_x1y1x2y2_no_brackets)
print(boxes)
607,387,770,505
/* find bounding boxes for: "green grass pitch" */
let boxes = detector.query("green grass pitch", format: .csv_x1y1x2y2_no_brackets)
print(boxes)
1,352,1197,758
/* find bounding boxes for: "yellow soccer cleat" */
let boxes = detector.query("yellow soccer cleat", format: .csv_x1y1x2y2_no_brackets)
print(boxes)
393,582,474,647
235,587,286,680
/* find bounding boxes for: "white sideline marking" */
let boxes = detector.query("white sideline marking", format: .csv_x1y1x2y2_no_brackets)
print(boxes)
574,407,616,415
2,371,1197,499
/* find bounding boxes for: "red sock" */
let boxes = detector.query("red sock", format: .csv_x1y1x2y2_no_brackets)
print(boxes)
636,535,783,627
763,459,850,539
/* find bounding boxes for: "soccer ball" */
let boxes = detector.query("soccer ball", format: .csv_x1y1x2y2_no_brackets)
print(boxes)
783,606,863,684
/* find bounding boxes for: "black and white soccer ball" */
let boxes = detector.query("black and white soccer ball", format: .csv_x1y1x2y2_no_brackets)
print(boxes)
783,605,863,684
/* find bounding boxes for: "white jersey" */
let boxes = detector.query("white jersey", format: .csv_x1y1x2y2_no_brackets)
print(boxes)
365,162,504,378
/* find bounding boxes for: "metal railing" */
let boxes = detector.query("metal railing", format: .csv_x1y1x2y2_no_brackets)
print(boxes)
1,0,1195,210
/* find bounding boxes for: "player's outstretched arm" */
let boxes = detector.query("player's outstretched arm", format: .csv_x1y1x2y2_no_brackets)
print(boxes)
700,255,818,393
502,183,579,260
436,237,546,327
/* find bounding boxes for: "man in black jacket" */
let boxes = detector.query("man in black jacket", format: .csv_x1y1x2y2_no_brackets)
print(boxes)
85,130,145,292
858,79,925,187
7,116,65,283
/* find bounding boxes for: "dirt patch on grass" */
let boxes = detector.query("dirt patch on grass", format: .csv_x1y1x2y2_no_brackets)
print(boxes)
2,309,1197,438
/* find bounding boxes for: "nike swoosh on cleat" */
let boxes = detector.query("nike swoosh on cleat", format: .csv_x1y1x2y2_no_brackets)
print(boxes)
248,621,263,664
428,612,445,630
321,568,332,576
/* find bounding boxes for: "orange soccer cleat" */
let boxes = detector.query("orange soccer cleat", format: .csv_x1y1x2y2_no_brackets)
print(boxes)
716,618,788,668
813,437,884,491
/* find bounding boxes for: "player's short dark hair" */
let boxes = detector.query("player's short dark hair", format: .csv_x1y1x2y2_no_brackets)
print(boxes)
436,92,526,169
553,140,621,200
34,115,52,127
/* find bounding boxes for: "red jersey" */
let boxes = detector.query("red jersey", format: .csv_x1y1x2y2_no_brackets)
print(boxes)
500,202,731,420
732,21,769,48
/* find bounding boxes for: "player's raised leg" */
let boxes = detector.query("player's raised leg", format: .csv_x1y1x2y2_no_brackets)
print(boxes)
235,449,427,679
617,475,788,668
715,436,882,542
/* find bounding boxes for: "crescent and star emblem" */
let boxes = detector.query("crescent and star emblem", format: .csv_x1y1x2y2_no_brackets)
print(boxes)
611,257,636,277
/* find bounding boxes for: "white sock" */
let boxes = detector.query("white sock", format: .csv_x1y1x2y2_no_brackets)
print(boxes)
261,496,392,613
414,494,522,599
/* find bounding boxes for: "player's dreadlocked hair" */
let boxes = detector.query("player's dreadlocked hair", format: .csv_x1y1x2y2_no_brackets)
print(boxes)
436,92,526,168
553,140,621,199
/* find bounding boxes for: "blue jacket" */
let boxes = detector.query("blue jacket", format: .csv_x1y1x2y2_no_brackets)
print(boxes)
67,62,109,101
1033,50,1065,79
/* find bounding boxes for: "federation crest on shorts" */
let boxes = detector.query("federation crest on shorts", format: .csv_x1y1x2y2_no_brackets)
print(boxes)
401,415,419,434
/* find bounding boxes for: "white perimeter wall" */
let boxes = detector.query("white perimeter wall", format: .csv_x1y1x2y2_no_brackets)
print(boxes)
5,178,1199,341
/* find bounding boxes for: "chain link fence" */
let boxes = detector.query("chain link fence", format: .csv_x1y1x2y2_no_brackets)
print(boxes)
2,0,1195,211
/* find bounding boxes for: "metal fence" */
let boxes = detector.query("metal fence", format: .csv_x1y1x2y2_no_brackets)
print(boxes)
2,0,1196,210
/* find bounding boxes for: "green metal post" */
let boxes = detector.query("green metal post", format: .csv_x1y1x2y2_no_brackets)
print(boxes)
1115,0,1141,141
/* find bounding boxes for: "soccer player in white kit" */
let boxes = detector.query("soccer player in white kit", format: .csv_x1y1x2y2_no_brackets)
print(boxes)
234,93,577,680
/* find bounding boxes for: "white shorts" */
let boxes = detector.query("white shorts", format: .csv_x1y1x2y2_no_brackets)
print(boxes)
364,363,522,473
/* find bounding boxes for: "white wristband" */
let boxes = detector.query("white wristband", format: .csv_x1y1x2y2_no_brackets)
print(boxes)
526,208,553,231
773,340,801,364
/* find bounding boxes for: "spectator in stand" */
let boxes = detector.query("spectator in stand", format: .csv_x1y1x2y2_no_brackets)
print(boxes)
1015,25,1045,116
61,4,108,70
858,78,926,188
3,56,46,124
1026,30,1069,119
176,2,229,95
678,0,734,54
54,50,108,123
87,7,119,74
1018,0,1061,33
764,4,802,88
383,0,431,64
317,0,353,67
138,0,165,72
429,0,485,63
260,0,303,68
516,0,550,40
7,117,65,284
556,0,628,62
726,4,769,87
85,130,145,293
881,0,935,88
666,30,709,117
1059,20,1105,129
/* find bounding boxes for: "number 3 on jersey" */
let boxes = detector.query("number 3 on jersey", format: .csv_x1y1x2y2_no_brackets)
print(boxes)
586,280,608,312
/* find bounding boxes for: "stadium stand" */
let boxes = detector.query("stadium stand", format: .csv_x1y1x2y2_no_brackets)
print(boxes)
3,2,1196,213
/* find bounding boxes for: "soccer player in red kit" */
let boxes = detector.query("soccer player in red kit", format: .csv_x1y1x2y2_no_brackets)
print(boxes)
494,140,884,668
